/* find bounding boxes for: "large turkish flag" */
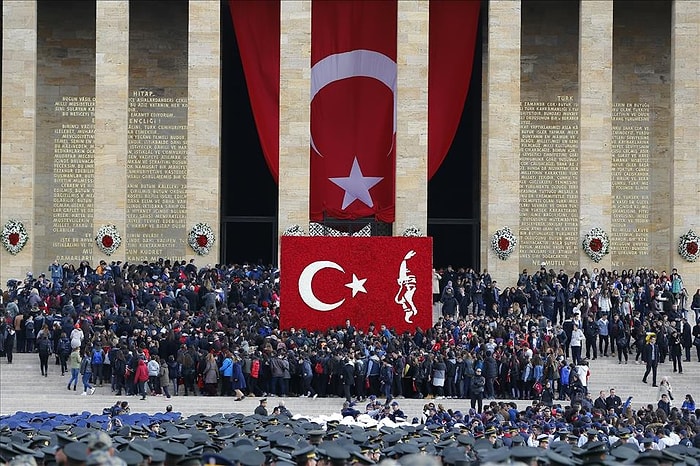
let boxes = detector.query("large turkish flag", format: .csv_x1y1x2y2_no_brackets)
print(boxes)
309,1,397,223
281,236,432,333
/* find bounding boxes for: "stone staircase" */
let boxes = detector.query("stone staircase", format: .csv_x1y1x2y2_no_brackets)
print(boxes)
1,352,698,422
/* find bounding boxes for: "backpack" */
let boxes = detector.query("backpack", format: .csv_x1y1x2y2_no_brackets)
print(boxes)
25,321,35,333
314,361,324,375
92,349,103,365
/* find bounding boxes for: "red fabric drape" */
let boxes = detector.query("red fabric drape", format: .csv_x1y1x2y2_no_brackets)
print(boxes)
309,1,397,222
229,0,480,193
428,0,481,179
228,0,280,182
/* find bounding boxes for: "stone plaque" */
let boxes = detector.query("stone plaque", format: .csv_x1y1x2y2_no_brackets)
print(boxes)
35,1,96,266
519,1,580,270
126,1,189,261
611,1,671,269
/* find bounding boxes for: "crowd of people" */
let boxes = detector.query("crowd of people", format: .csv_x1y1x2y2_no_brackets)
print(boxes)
0,259,700,464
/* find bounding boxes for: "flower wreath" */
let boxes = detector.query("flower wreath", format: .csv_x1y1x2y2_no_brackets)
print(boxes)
402,225,423,237
2,219,29,255
188,222,215,255
678,229,699,262
491,226,517,260
582,227,610,263
282,224,306,236
95,224,122,256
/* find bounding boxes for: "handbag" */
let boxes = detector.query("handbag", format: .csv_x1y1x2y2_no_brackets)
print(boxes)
693,336,700,347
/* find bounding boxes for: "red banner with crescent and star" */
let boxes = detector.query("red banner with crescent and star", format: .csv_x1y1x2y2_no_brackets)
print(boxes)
309,1,397,223
280,236,433,333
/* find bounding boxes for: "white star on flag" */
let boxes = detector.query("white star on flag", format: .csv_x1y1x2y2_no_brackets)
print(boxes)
329,157,383,209
344,273,367,298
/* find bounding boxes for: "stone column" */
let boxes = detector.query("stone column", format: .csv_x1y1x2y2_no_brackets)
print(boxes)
481,1,521,284
94,1,129,260
278,1,311,238
579,1,613,268
187,0,221,259
671,0,700,288
1,1,36,284
395,1,429,236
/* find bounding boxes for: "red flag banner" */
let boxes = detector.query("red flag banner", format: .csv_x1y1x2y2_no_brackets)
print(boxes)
310,1,397,222
281,236,433,333
228,0,280,182
229,0,479,185
428,0,481,179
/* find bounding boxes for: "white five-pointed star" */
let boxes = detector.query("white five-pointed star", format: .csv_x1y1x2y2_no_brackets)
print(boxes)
329,157,384,209
344,273,367,298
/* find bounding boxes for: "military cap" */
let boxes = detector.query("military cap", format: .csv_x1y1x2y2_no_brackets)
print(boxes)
10,444,37,458
456,434,474,446
306,430,325,445
239,450,266,466
150,450,166,465
536,434,549,442
546,449,581,466
575,440,607,456
640,437,655,445
633,451,662,466
479,447,510,463
510,446,541,460
235,439,256,448
510,435,525,445
0,442,18,462
319,445,350,464
116,450,143,466
162,442,189,458
127,442,153,459
64,442,90,464
87,432,113,452
618,427,632,438
291,445,317,461
382,433,402,446
28,435,52,449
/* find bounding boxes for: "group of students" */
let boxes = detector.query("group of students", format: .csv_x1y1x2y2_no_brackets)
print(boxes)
0,260,698,408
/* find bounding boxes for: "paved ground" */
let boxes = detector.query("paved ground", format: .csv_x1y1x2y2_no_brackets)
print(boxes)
1,352,698,421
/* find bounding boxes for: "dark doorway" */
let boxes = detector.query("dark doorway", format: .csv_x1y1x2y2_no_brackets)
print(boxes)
427,5,484,271
222,220,276,266
221,1,278,266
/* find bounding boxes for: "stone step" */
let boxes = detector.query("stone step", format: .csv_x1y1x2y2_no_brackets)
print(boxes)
1,353,697,423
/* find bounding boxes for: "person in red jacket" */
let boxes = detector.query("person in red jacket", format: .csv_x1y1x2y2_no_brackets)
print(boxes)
134,357,150,400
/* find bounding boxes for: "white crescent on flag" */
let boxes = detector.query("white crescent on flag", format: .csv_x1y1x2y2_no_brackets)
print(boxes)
310,49,397,158
298,261,345,311
298,260,368,312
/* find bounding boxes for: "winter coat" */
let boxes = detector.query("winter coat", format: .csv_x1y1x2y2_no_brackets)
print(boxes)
135,359,149,383
159,364,170,388
231,361,246,390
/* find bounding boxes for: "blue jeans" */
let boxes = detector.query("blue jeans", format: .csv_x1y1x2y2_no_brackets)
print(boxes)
68,368,79,388
82,371,94,392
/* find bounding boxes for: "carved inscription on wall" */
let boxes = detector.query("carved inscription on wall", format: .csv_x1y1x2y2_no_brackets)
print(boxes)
611,102,651,263
51,97,96,262
126,89,188,261
520,96,580,268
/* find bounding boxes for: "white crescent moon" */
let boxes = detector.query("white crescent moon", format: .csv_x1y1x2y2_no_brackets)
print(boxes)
298,260,346,312
310,49,397,157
